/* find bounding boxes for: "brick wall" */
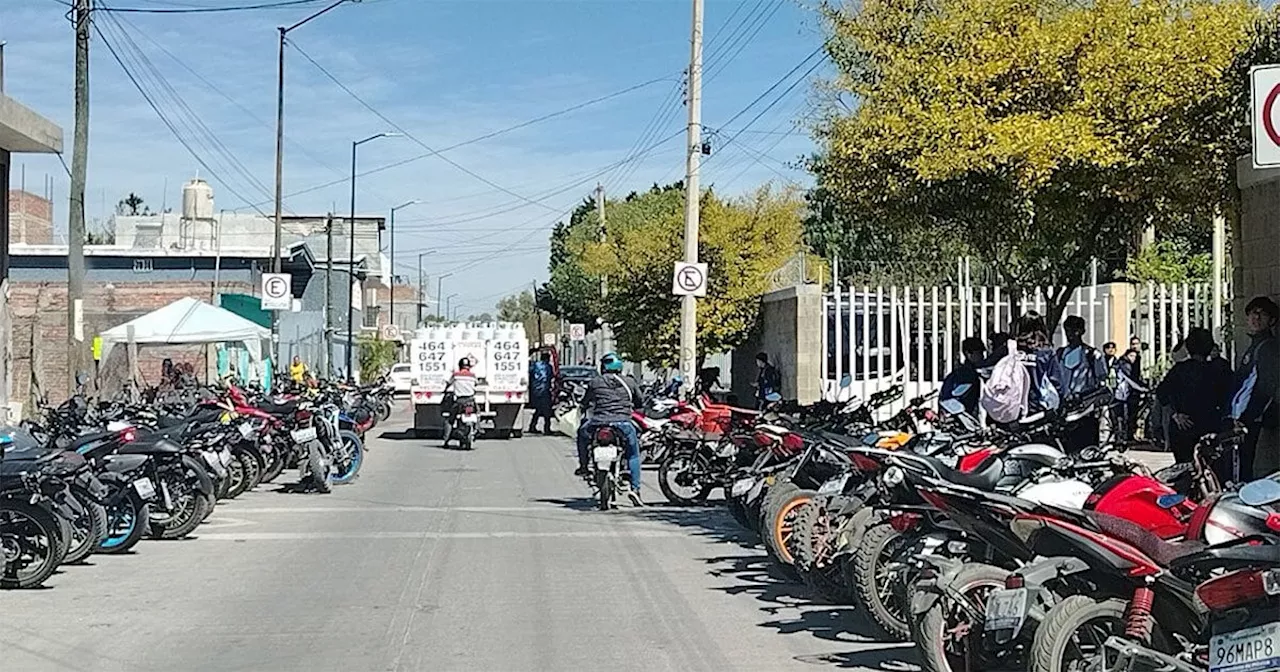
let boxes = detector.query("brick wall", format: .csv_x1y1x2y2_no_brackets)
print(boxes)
10,279,253,408
7,189,53,245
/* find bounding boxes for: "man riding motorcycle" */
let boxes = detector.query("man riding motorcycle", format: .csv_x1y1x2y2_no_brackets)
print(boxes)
574,353,644,505
442,357,477,449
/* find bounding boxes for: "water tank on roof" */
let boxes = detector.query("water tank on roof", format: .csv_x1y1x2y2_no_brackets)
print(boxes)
182,178,214,221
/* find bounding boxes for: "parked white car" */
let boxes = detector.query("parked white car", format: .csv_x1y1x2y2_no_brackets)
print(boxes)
388,363,415,396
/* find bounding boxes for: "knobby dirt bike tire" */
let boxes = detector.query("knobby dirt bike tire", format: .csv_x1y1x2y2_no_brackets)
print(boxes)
794,497,855,603
765,489,816,573
851,521,915,641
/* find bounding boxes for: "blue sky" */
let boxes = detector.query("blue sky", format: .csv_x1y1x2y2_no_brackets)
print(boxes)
3,0,825,314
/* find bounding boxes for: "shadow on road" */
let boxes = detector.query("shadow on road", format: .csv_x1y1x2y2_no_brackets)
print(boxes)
377,429,420,441
533,496,604,512
628,505,757,547
793,647,920,670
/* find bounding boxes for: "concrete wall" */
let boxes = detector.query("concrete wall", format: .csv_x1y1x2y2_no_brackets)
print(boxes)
8,279,253,409
1236,156,1280,351
732,284,824,405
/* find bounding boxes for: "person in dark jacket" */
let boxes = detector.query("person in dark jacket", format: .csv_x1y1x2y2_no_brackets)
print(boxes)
1230,296,1280,482
941,337,986,417
528,352,554,434
755,352,782,409
1156,327,1233,464
1112,348,1147,443
1015,313,1068,415
1057,315,1109,450
575,353,645,504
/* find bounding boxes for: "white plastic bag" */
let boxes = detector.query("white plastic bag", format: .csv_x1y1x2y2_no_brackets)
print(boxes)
980,339,1029,423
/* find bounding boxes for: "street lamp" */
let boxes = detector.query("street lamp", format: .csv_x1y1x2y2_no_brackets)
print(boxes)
445,293,459,322
271,0,360,361
417,251,437,326
436,272,454,320
389,199,421,331
345,131,401,382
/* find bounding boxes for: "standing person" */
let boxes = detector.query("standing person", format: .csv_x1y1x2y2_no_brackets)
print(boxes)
754,353,782,409
574,353,644,505
1129,336,1146,387
1057,315,1109,449
1230,296,1280,481
527,351,554,434
940,337,986,417
1102,343,1118,385
1112,348,1147,442
290,355,308,384
1014,312,1068,415
1156,327,1233,464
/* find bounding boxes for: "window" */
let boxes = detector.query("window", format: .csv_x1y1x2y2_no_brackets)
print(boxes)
362,306,381,328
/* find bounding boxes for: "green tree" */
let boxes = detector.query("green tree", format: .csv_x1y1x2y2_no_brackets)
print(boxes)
496,290,548,341
573,185,809,365
358,335,398,381
813,0,1257,329
538,200,601,326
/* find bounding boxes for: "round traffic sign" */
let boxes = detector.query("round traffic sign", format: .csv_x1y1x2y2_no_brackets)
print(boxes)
676,265,704,293
1265,83,1280,147
264,275,289,299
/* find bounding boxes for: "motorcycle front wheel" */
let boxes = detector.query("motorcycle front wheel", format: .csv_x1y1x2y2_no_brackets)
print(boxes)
657,450,713,505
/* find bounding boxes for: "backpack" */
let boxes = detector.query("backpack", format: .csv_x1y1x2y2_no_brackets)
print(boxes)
980,339,1030,423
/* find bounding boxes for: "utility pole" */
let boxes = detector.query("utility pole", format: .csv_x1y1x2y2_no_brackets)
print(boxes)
68,0,91,395
273,0,354,369
532,280,543,345
417,253,425,327
595,183,609,353
679,0,704,389
323,213,334,376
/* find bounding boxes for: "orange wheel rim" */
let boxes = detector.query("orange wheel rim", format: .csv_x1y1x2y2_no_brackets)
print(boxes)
772,496,811,564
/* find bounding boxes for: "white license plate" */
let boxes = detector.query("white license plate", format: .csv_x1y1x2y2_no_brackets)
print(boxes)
818,474,850,495
239,422,254,440
731,477,756,497
984,587,1029,633
462,414,478,424
1210,622,1280,672
593,445,620,465
291,427,317,443
132,477,156,500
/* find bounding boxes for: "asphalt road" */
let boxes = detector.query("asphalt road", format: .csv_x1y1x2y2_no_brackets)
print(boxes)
0,407,916,672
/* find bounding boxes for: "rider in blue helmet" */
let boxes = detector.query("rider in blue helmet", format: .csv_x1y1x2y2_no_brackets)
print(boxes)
575,352,645,504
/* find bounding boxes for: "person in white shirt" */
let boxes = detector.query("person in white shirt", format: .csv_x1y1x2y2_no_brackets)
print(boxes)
442,358,477,449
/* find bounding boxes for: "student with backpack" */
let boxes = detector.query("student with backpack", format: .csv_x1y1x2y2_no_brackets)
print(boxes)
980,313,1067,425
1056,315,1108,449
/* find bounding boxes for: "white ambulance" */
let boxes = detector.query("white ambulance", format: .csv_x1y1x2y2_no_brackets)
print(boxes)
409,322,530,439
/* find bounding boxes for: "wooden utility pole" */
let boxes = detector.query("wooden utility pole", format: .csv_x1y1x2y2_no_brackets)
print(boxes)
68,0,91,395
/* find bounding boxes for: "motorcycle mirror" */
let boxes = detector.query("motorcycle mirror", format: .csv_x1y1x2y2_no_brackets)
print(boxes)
1239,477,1280,506
765,392,782,403
939,398,965,416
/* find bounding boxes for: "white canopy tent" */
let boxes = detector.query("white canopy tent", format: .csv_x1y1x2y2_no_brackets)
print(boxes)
99,297,271,365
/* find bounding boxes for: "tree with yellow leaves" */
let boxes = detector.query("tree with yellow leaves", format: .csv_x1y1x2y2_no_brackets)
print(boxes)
569,184,810,365
813,0,1258,328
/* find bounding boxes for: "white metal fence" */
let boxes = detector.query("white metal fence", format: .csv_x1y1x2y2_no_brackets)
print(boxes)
823,281,1218,411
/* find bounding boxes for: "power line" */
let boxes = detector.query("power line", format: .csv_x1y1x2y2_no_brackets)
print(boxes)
92,9,277,217
249,62,675,209
89,0,327,13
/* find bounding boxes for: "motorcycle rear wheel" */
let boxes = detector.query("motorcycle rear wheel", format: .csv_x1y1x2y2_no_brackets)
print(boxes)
97,487,150,555
0,500,62,589
657,451,713,505
596,469,612,511
917,563,1010,672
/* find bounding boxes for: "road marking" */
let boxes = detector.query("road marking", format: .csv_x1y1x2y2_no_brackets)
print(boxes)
194,530,690,541
224,506,587,514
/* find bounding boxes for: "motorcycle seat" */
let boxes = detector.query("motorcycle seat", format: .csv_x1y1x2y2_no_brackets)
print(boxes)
1088,512,1206,567
103,453,149,473
69,430,119,453
119,434,182,455
917,453,1003,491
258,399,299,416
